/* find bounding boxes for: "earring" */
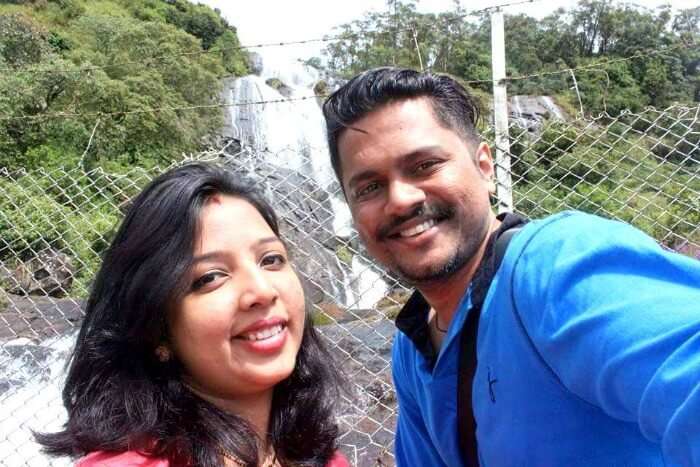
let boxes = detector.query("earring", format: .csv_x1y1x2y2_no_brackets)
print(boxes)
155,345,171,363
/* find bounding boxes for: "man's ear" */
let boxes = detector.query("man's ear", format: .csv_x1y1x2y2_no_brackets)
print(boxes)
475,142,496,194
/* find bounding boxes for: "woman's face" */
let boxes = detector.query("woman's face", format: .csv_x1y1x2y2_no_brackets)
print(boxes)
168,195,305,402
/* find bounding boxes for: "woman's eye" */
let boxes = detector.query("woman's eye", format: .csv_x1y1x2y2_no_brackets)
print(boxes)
191,271,225,291
261,253,286,268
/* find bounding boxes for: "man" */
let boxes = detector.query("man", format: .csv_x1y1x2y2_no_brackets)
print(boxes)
322,67,700,466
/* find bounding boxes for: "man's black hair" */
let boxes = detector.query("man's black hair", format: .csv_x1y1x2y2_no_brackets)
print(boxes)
323,67,482,183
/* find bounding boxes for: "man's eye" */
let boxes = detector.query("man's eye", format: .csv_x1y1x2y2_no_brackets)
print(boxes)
355,182,379,199
415,160,439,173
261,254,286,268
191,271,224,291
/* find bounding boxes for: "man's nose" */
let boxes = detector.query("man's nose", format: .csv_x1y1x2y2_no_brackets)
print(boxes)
238,267,278,311
385,179,426,218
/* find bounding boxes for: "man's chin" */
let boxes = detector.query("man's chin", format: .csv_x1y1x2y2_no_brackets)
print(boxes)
391,256,466,285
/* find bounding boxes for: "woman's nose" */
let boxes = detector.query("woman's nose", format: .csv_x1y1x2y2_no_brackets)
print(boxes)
238,267,278,311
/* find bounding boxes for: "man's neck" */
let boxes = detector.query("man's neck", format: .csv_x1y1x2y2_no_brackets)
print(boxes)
419,215,501,330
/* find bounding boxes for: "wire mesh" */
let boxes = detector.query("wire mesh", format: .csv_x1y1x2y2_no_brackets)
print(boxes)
1,104,698,466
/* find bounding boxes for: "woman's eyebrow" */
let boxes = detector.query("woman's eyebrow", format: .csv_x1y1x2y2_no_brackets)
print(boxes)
191,237,282,264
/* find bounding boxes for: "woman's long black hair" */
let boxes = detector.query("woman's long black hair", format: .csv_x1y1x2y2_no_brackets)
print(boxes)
36,162,342,466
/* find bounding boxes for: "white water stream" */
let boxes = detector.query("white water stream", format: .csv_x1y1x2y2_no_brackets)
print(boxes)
1,334,73,466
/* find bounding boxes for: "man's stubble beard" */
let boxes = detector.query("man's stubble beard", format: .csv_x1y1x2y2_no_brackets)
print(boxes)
388,210,491,287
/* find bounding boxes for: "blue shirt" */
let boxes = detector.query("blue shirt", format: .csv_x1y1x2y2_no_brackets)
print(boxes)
392,211,700,466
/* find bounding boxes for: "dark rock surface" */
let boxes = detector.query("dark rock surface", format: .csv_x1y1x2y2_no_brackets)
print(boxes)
0,294,83,341
5,248,75,297
320,318,397,467
221,151,354,306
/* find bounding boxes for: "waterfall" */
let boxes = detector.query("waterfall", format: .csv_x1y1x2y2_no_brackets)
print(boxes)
225,54,336,190
224,51,388,309
509,95,567,132
540,96,565,121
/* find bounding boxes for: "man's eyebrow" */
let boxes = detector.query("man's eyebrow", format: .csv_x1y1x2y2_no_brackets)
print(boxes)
191,237,282,264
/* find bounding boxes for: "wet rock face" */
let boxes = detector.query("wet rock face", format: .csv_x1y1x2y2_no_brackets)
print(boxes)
222,152,350,306
509,95,567,132
321,319,397,467
6,248,74,297
265,78,293,98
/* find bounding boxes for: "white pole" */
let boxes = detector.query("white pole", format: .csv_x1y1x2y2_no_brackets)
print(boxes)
490,8,513,213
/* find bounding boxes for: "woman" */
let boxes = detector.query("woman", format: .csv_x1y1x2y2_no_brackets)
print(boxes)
36,162,349,466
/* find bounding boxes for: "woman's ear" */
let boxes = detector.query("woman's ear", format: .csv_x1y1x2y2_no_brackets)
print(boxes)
154,344,172,363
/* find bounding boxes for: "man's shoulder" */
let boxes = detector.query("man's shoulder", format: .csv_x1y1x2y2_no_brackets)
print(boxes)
516,210,657,255
527,210,621,235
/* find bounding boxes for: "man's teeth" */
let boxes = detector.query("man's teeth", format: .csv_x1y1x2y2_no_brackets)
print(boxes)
241,324,284,341
400,219,436,237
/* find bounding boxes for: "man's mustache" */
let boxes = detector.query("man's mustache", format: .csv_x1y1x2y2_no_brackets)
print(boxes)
377,202,454,240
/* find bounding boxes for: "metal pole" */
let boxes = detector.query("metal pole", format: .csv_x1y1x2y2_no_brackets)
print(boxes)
490,8,513,213
412,28,424,71
569,69,584,117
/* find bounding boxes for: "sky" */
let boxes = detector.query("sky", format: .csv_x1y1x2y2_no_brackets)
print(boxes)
196,0,698,61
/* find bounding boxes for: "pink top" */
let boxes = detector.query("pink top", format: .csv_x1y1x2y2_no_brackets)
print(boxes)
76,450,351,466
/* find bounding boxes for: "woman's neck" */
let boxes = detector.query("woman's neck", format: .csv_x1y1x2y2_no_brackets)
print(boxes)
185,382,275,450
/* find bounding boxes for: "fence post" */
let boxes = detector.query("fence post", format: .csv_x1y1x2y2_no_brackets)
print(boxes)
490,8,513,213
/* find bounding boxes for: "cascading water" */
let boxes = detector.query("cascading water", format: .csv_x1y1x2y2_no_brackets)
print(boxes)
0,332,73,466
223,50,387,309
510,95,567,132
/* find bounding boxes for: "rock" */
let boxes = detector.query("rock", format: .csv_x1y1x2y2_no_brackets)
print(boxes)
8,248,74,297
221,153,352,305
0,294,84,341
265,78,293,98
509,95,567,133
320,319,397,467
247,52,264,75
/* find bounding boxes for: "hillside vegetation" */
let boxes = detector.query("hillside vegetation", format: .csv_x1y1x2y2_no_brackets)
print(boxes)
322,0,699,116
0,0,248,171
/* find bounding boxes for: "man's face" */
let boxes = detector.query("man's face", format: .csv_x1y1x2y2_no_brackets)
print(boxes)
337,98,496,285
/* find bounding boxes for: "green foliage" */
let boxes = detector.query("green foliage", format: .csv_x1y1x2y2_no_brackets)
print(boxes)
335,245,353,265
0,0,249,172
63,206,119,294
0,170,122,296
511,120,700,249
322,0,698,114
0,175,70,256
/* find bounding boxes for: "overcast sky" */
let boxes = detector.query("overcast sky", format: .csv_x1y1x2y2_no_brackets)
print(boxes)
196,0,698,61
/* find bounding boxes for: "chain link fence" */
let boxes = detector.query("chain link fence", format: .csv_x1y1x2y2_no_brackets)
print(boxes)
1,103,699,466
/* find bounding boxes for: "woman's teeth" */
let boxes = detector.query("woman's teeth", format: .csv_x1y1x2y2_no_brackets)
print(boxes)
240,324,284,341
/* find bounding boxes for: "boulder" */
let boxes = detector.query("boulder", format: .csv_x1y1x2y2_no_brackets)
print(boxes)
8,248,74,297
265,78,293,98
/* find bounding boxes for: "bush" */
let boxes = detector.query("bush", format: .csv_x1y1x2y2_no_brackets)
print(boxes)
0,175,70,258
0,170,121,296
